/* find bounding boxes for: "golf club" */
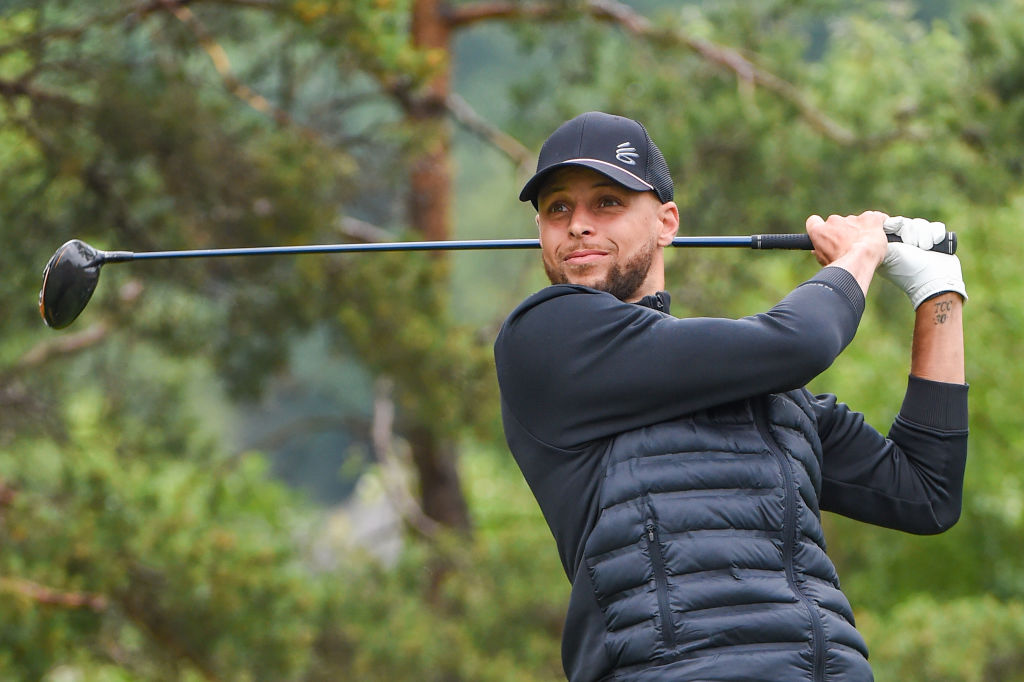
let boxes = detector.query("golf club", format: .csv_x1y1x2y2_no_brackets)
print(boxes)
39,231,957,330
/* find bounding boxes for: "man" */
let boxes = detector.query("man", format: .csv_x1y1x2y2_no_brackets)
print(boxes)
493,112,968,681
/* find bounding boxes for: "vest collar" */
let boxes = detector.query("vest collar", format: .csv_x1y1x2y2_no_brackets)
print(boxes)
635,291,670,313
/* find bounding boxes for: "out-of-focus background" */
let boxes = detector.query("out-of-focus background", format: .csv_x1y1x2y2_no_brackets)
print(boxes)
2,1,1023,679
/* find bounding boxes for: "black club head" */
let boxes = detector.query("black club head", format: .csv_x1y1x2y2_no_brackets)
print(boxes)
39,239,104,329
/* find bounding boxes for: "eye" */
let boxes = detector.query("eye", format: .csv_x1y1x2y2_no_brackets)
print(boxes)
545,200,570,214
597,195,624,208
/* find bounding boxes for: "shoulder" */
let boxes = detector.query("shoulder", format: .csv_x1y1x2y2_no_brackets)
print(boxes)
501,284,615,325
494,285,602,364
495,284,662,357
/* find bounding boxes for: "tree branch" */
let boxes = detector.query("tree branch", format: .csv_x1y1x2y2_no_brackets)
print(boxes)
0,322,117,429
447,0,857,145
0,575,108,612
586,0,856,144
371,378,442,541
0,481,15,509
445,1,561,27
446,92,534,170
15,323,111,369
12,273,145,369
0,8,119,60
0,0,278,62
334,216,399,244
240,413,367,453
0,77,82,110
157,0,323,142
0,554,221,679
116,563,223,682
134,0,280,14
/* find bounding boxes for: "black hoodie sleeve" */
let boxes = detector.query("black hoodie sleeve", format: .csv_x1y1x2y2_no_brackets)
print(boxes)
815,375,969,534
494,266,865,450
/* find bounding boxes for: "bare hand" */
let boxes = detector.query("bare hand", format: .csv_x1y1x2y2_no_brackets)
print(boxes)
805,211,889,268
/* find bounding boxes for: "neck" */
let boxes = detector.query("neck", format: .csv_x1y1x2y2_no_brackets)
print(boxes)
624,258,666,302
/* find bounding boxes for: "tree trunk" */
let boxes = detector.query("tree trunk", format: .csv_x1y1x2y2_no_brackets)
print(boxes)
403,0,471,532
408,424,471,532
409,0,452,242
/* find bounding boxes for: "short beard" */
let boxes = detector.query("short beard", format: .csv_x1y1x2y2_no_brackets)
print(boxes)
544,238,657,302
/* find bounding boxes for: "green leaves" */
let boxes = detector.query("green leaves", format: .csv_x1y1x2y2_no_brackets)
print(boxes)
1,426,318,679
858,596,1024,681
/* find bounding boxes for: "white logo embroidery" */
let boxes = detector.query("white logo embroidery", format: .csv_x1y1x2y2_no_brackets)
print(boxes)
615,142,639,165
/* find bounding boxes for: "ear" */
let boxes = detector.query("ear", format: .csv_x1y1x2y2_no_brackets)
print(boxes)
656,201,680,247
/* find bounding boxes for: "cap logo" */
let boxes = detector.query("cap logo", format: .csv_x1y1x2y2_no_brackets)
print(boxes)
615,142,639,165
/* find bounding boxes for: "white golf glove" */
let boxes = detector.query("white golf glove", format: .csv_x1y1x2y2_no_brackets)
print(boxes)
879,216,967,309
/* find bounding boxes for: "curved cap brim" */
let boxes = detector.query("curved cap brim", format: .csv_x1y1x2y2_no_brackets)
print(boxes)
519,159,655,205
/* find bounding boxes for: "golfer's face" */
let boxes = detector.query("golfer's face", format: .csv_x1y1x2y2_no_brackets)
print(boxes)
536,167,673,301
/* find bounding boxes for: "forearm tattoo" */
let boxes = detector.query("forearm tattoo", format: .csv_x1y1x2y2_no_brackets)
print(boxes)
933,298,953,325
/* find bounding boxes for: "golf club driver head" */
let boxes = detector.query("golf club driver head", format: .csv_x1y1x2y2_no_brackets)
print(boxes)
39,239,103,329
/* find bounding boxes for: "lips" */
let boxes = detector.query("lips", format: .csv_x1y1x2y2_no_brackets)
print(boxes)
564,248,610,265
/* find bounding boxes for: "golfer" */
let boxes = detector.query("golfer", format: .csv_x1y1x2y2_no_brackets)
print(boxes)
494,112,967,681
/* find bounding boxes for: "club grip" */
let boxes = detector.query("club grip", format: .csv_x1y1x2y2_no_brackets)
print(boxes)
751,232,957,254
751,233,814,250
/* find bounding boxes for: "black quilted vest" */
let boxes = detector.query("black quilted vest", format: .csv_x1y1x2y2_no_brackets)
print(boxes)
578,390,873,681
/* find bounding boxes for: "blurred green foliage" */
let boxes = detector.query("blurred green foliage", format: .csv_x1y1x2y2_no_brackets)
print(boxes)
858,595,1024,681
3,0,1024,680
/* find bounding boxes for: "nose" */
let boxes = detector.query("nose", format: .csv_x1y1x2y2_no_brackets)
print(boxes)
567,208,595,239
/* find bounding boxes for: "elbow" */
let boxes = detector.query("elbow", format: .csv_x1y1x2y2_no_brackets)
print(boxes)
785,314,850,381
906,453,968,535
912,499,963,535
791,337,843,386
752,310,850,386
932,502,963,534
810,344,841,378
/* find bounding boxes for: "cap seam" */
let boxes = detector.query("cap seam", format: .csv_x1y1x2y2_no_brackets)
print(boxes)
576,114,587,157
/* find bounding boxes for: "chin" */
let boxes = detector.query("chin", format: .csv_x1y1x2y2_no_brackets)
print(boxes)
546,263,600,288
568,273,607,289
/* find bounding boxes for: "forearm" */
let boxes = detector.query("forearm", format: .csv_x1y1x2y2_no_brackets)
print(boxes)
910,293,965,384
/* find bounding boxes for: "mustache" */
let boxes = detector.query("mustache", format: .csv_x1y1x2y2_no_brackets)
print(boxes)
556,242,614,260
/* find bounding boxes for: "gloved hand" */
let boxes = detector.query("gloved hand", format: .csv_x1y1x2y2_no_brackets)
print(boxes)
879,216,967,309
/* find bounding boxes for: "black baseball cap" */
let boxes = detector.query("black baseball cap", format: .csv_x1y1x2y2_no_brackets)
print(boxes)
519,111,674,207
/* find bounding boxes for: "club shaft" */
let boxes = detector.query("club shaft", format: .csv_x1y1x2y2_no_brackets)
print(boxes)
99,232,956,262
111,239,542,261
103,235,782,262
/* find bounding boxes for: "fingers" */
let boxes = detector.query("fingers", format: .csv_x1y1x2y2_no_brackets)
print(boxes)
884,215,948,249
883,216,905,234
840,210,888,231
806,214,841,266
808,211,887,230
805,215,827,265
909,220,934,249
805,211,888,267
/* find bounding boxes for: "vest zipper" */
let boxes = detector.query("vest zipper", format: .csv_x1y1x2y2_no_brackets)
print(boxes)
644,522,676,648
752,397,826,681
